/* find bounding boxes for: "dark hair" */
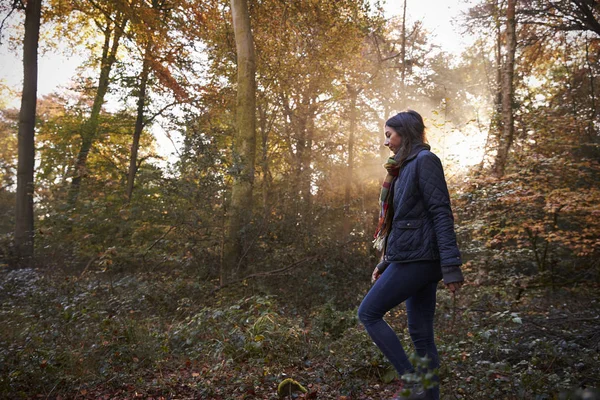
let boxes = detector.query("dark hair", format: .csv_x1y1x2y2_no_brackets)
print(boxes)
385,110,427,164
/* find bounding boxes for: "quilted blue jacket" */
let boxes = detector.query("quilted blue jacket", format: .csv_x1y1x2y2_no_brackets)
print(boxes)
379,144,464,284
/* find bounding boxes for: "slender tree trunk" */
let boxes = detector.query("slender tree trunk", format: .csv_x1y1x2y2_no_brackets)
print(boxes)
295,109,308,220
126,46,151,202
68,16,126,206
380,103,390,160
15,0,42,266
344,85,357,236
480,0,504,172
258,102,270,219
400,0,407,105
494,0,503,119
222,0,256,285
585,33,597,141
280,97,294,225
493,0,517,178
303,110,314,219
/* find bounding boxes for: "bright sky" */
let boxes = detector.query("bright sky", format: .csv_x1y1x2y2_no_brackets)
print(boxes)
377,0,484,169
1,42,82,107
379,0,476,54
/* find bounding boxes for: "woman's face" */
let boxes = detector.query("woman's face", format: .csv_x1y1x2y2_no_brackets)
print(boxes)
384,125,402,154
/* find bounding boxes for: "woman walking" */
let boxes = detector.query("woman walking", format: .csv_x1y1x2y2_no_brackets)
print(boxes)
358,110,464,400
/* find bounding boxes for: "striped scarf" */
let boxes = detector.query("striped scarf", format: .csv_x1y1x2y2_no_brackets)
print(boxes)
373,157,401,251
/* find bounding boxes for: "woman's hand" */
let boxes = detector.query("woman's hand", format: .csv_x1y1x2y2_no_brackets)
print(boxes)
446,281,463,293
371,267,382,284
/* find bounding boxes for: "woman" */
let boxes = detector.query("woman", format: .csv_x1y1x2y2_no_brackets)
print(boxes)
358,110,464,400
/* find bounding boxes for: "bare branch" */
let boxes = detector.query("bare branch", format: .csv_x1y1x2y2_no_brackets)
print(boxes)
143,100,182,127
0,0,22,44
215,255,318,291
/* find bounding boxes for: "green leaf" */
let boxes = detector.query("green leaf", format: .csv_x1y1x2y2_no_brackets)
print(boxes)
382,368,398,384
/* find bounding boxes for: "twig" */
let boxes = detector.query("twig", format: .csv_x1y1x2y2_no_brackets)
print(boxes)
544,356,558,373
144,226,175,256
216,255,317,291
143,100,182,127
525,319,575,339
450,291,457,333
543,316,599,322
0,2,22,45
326,360,345,380
142,226,176,270
239,255,316,280
79,256,98,278
45,380,60,400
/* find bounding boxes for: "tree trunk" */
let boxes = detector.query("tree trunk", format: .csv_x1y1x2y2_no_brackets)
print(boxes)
294,108,308,220
380,103,390,160
493,0,517,178
126,46,151,202
258,101,271,219
400,0,407,106
343,85,357,236
301,110,314,220
222,0,256,285
585,33,597,142
15,0,42,266
68,16,126,206
494,1,503,123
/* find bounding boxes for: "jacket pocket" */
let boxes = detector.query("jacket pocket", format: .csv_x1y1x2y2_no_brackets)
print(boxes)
387,219,424,253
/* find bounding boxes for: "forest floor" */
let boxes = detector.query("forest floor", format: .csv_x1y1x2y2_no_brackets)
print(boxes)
1,265,599,399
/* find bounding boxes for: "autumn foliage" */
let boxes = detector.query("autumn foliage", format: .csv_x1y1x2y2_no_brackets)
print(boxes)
0,0,599,398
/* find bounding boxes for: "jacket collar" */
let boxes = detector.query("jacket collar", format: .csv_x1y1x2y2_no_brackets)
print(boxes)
395,143,431,166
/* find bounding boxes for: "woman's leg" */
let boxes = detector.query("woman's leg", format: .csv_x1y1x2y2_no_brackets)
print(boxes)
406,280,441,400
357,261,440,376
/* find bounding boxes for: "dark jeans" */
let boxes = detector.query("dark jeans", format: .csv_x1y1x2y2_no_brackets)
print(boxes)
358,260,443,400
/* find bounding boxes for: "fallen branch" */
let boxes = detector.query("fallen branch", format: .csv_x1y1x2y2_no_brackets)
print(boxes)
142,226,176,270
216,255,318,291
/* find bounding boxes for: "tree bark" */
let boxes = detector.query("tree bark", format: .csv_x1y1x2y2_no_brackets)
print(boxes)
15,0,42,266
380,103,390,160
222,0,256,285
343,85,357,236
126,46,151,202
493,0,517,178
68,15,126,206
478,0,504,172
494,0,503,123
400,0,407,105
584,33,597,141
293,105,310,221
301,109,314,219
258,101,271,219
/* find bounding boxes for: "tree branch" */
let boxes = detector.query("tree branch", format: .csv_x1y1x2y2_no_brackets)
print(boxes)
0,1,22,44
142,100,182,127
215,255,318,291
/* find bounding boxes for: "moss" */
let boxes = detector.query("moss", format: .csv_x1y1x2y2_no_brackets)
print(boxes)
277,378,307,398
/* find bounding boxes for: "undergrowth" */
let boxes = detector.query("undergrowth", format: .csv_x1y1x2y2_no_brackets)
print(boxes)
0,265,598,399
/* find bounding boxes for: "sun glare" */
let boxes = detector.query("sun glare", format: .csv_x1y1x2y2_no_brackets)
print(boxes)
426,120,487,171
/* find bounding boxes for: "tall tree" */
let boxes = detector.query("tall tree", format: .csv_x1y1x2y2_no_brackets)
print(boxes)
126,44,151,202
493,0,517,177
125,0,164,203
222,0,256,285
400,0,408,105
343,85,358,236
67,5,128,205
15,0,42,265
